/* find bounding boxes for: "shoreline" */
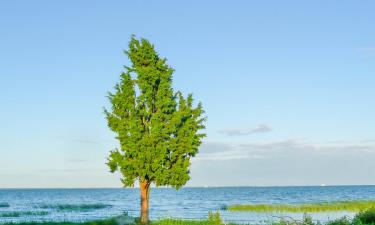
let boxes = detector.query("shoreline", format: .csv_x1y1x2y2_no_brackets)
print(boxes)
1,185,375,190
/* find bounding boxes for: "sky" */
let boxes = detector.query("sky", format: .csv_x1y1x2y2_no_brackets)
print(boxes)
0,1,375,188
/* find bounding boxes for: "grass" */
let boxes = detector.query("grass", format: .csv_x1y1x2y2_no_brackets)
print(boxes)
272,208,375,225
152,219,220,225
2,208,375,225
152,211,225,225
353,208,375,225
2,217,121,225
2,218,118,225
226,200,375,212
0,212,226,225
2,219,226,225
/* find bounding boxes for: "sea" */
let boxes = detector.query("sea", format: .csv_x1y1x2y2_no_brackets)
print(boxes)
0,186,374,224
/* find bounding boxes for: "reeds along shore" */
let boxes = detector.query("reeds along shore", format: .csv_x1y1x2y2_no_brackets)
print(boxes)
226,200,375,212
3,209,375,225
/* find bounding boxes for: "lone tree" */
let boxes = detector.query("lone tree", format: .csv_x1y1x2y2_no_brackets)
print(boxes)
105,36,206,224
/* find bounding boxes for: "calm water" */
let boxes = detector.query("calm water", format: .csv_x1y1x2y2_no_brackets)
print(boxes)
0,186,375,224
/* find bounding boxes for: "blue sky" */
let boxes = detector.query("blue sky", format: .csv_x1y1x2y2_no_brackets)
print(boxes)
0,1,374,188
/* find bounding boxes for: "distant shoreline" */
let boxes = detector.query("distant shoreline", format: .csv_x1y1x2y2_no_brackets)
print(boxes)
0,184,375,190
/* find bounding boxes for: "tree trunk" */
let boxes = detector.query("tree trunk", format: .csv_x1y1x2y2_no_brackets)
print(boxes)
139,181,150,224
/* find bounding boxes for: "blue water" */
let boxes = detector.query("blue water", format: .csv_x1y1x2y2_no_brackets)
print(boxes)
0,186,375,224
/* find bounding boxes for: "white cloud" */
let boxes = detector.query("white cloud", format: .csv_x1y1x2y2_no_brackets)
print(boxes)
196,139,375,161
75,138,98,144
190,139,375,186
218,124,272,136
65,158,87,163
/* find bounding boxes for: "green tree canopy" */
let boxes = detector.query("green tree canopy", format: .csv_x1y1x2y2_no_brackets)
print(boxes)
104,36,206,223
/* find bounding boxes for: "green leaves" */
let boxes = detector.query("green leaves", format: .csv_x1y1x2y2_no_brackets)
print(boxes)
105,36,206,188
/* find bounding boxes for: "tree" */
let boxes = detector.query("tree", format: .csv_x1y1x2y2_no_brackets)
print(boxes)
104,36,206,224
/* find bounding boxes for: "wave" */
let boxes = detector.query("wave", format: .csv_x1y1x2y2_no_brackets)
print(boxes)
0,211,49,218
0,203,9,208
38,203,111,211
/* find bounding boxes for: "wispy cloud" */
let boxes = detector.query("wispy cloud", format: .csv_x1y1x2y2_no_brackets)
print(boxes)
327,139,375,144
65,158,87,163
196,139,375,161
38,168,102,173
196,142,263,161
218,124,272,136
75,139,98,144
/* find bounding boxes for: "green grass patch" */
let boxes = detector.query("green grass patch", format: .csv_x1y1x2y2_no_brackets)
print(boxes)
3,219,118,225
2,217,119,225
153,219,218,225
271,208,375,225
2,220,223,225
151,211,225,225
1,212,227,225
3,209,375,225
226,200,375,212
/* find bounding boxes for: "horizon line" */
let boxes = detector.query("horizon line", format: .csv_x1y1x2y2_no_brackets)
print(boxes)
1,184,374,189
